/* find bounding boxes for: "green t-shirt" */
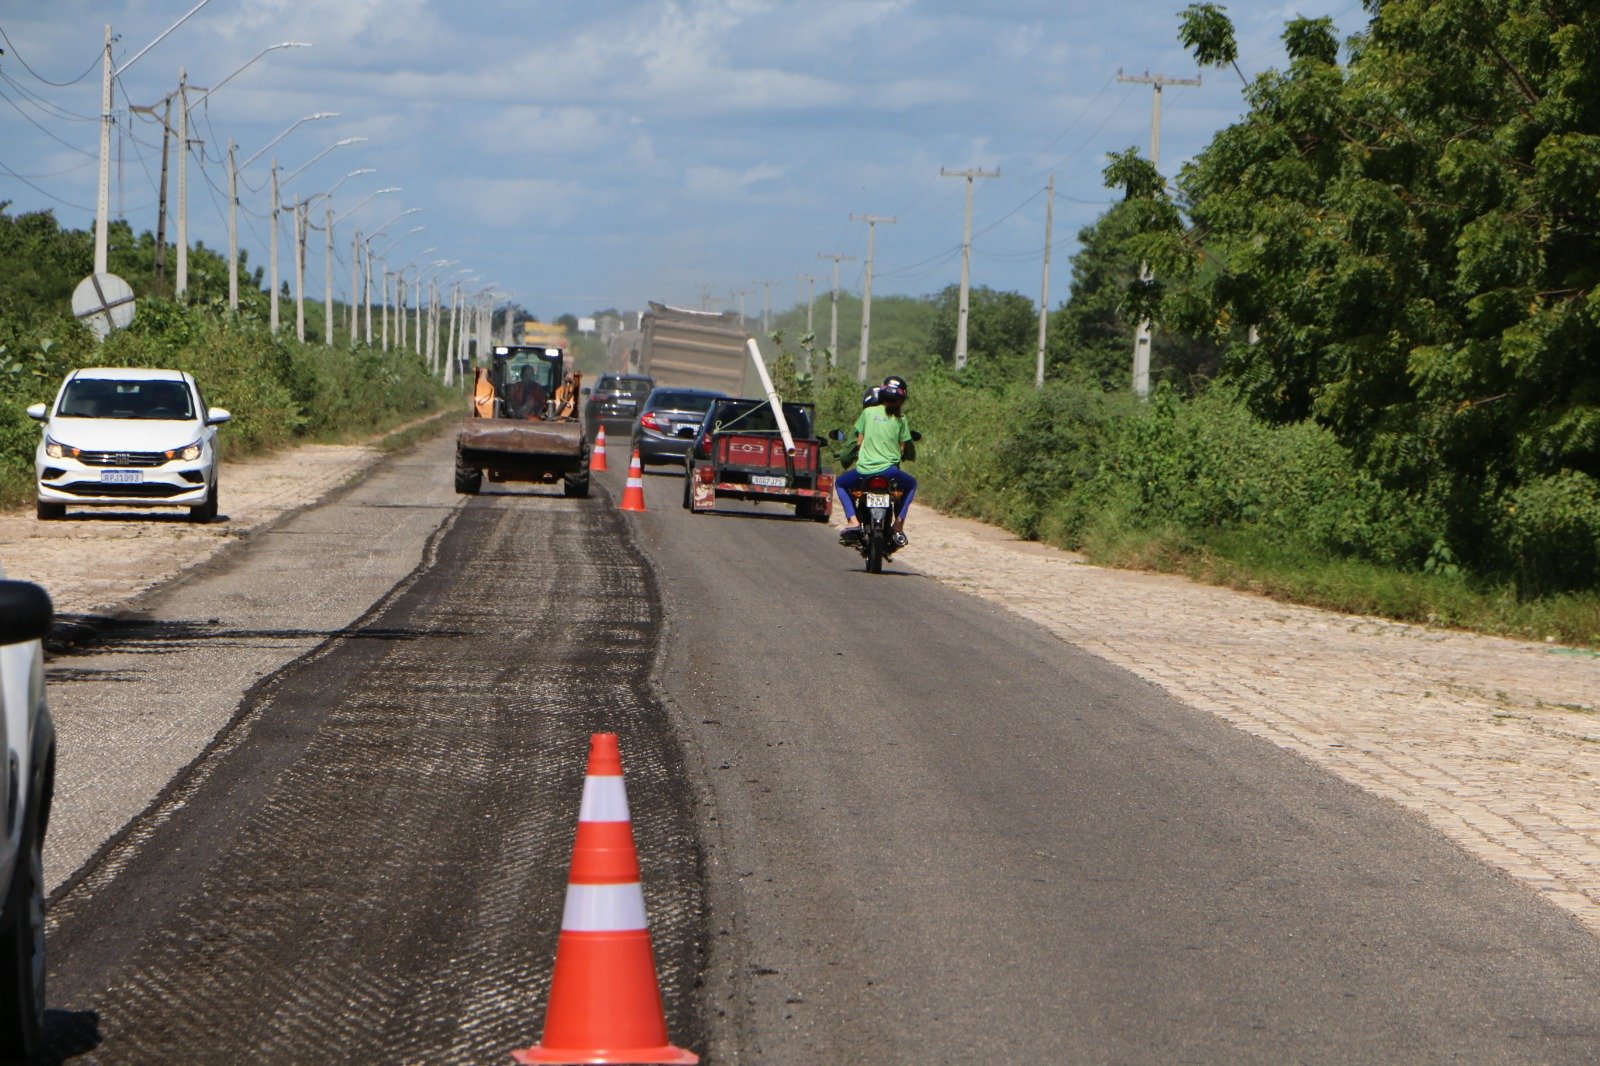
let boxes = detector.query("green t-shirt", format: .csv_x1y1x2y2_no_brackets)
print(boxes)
852,406,911,474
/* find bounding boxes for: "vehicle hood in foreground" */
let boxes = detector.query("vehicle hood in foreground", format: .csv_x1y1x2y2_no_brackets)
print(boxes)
44,417,203,452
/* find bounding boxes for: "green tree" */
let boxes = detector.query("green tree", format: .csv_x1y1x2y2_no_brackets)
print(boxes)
1140,1,1600,586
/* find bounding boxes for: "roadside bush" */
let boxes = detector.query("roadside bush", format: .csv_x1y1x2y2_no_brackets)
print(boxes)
1496,471,1600,595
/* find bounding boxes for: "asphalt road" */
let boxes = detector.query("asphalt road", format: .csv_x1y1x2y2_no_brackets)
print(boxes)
32,430,1600,1063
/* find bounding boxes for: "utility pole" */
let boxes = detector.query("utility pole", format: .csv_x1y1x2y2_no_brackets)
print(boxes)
227,140,239,309
175,69,195,297
94,25,112,276
939,165,1001,370
349,229,360,342
759,280,780,335
796,274,818,334
817,252,854,369
129,94,174,281
1117,68,1200,396
323,202,334,345
849,214,895,384
1036,173,1054,389
294,200,307,341
269,159,281,332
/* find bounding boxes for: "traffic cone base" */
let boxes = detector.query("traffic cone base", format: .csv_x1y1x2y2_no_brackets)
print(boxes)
592,424,608,472
619,451,648,512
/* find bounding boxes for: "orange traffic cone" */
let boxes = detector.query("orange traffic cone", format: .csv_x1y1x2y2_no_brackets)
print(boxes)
591,425,608,472
511,734,697,1065
618,451,647,513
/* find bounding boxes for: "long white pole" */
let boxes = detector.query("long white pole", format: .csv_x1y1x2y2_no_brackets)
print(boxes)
349,229,360,340
745,338,796,456
294,201,306,342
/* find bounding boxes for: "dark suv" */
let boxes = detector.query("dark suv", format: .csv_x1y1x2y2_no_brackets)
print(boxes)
584,374,655,424
633,388,726,466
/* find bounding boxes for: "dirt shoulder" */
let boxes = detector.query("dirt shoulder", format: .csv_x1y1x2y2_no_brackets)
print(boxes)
892,507,1600,936
0,414,454,619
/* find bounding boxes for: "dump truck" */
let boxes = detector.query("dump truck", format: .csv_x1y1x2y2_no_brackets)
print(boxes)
632,303,752,394
455,344,591,497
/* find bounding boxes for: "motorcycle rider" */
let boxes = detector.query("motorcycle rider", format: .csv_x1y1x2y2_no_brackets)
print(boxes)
860,374,909,409
836,379,915,547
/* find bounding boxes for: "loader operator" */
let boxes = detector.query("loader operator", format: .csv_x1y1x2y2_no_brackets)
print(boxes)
836,379,915,548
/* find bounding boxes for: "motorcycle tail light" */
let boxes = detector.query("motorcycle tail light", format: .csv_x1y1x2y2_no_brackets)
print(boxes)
865,475,890,490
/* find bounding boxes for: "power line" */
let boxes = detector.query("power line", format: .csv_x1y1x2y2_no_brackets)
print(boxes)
0,155,93,211
0,79,96,156
0,68,97,121
0,24,101,86
1012,72,1117,178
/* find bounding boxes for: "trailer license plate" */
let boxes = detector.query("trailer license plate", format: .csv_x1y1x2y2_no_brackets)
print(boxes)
865,492,891,508
101,470,143,484
752,474,787,488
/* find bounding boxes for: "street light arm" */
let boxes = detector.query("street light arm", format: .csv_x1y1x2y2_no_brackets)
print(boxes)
189,41,310,109
113,0,219,76
281,136,368,189
241,112,337,171
333,186,400,225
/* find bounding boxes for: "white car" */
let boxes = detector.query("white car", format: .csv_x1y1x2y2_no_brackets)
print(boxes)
28,367,230,523
0,571,55,1060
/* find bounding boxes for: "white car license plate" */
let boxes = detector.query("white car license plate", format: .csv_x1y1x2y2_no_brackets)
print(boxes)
100,470,143,484
865,492,892,508
752,474,787,488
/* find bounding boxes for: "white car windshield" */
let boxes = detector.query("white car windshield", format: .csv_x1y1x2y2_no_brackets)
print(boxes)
57,378,195,420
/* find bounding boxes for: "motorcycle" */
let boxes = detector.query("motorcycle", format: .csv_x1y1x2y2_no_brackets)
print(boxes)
844,474,905,573
830,429,920,575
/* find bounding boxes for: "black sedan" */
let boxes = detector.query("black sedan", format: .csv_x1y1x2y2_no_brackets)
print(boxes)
584,374,655,425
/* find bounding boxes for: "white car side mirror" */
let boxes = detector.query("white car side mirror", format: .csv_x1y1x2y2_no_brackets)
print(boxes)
25,403,47,421
206,407,232,426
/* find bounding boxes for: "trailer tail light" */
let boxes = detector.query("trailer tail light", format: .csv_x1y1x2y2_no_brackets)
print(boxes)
697,436,711,457
696,464,714,483
640,412,665,432
817,473,834,493
865,475,891,491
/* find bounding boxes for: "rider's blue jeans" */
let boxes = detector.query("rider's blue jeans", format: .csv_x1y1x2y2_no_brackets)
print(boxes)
836,465,916,524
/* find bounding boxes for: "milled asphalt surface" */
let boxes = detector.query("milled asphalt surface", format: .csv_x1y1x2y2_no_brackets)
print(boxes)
41,462,704,1062
40,433,463,894
618,461,1600,1063
29,427,1600,1063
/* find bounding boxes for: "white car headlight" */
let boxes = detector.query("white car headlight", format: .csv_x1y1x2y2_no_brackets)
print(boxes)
44,437,78,460
165,441,203,462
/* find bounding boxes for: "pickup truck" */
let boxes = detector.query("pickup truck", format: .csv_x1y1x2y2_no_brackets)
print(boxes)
682,397,833,521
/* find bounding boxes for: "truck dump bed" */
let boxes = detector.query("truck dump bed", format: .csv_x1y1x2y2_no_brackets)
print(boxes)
638,303,751,394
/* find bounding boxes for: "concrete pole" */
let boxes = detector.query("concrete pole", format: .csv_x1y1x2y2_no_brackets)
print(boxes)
175,70,190,297
323,203,334,345
294,201,307,342
349,229,360,341
381,266,390,351
1036,173,1054,389
445,286,459,386
940,166,1001,369
818,253,853,370
269,159,280,332
227,139,239,310
363,242,373,345
154,97,171,282
396,270,405,349
94,25,112,276
414,274,424,356
849,215,895,384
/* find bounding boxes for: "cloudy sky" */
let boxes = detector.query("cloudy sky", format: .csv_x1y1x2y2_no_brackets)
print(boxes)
1,0,1364,320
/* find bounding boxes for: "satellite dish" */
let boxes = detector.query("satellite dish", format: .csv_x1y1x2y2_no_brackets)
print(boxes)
71,273,137,339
